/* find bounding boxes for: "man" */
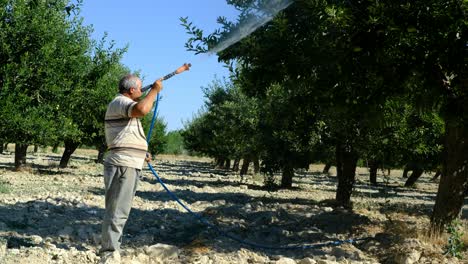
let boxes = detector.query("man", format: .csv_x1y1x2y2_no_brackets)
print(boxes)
100,74,163,263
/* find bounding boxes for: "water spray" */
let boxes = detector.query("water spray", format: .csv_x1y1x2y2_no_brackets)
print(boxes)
142,63,192,92
209,0,293,54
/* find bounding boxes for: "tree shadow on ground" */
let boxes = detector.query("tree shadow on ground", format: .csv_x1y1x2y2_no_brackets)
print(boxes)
0,200,103,251
145,160,438,210
153,160,230,176
88,185,322,208
0,161,73,175
0,197,372,259
378,202,434,217
0,155,461,260
122,199,372,259
352,183,438,201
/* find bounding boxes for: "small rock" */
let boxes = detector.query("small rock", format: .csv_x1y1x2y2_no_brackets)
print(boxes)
316,260,338,264
212,200,226,206
275,257,297,264
143,243,179,260
394,249,421,264
298,258,317,264
0,237,7,258
136,252,149,262
43,241,57,250
30,235,43,244
85,250,97,262
323,207,333,213
197,255,212,264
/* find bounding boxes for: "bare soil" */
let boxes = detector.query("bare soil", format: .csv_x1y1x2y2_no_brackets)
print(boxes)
0,146,466,263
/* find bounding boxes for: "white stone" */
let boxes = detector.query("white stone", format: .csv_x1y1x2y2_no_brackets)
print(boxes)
144,243,179,260
275,257,297,264
298,258,317,264
30,235,43,244
394,250,421,264
197,255,212,264
0,237,7,258
317,260,339,264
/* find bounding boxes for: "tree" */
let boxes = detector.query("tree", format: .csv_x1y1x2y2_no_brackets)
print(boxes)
183,0,468,232
0,0,88,170
370,0,468,234
143,115,168,157
182,79,239,166
57,39,126,168
164,130,186,155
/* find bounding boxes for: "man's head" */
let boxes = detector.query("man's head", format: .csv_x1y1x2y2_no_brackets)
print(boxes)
119,74,142,100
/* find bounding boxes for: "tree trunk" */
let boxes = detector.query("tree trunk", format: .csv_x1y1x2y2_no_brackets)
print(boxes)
281,164,294,188
224,159,231,170
232,158,240,172
59,140,80,168
14,144,28,171
215,157,225,168
430,118,468,235
404,169,424,187
431,169,442,181
52,143,59,153
240,157,251,176
34,145,39,153
402,166,410,178
323,163,332,174
0,142,3,153
253,157,260,174
96,142,107,164
369,160,379,186
335,143,359,208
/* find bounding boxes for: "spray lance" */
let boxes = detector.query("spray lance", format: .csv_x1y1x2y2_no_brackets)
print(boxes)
142,63,192,92
144,63,191,146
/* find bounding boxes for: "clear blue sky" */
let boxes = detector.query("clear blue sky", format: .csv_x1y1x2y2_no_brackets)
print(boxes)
80,1,239,131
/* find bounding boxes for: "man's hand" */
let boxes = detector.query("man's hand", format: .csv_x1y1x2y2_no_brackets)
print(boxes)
145,152,152,162
131,79,163,117
152,79,163,93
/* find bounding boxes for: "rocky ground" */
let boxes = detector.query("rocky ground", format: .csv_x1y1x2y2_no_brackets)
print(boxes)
0,147,466,264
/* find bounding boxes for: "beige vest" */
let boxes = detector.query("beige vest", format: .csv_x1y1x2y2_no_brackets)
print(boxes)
104,94,148,169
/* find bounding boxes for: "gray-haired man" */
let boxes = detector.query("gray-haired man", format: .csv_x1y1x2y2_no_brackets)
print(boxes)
100,75,162,263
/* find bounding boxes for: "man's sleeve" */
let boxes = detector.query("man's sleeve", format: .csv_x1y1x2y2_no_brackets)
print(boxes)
117,97,137,118
125,101,138,117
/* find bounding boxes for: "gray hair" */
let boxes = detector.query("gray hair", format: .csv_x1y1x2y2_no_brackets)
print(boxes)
118,74,140,93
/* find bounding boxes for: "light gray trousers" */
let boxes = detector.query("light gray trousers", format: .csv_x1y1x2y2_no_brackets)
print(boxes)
100,163,140,253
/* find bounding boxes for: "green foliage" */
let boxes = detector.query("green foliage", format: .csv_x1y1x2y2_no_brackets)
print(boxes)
445,219,465,259
182,78,239,160
164,130,186,155
142,115,168,156
257,81,322,173
0,0,127,167
0,0,81,146
0,180,11,194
